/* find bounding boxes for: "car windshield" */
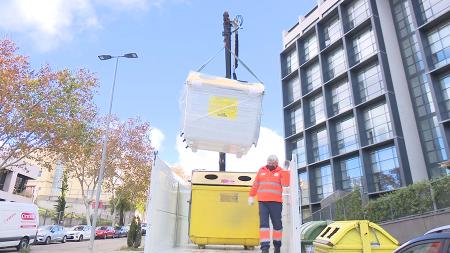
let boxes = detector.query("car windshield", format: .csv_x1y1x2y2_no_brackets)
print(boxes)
98,226,108,230
40,225,53,230
141,223,147,227
73,226,84,231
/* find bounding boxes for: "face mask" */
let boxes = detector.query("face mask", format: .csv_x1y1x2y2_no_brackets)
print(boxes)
267,165,276,171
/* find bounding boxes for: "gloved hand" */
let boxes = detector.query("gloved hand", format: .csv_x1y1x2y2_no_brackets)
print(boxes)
248,196,254,206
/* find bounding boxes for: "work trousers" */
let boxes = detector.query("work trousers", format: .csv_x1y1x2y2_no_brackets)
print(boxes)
258,201,282,251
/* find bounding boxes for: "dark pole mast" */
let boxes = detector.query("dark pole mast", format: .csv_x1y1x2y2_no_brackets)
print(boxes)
220,11,232,172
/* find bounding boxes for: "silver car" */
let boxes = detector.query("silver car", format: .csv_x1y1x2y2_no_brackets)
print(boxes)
35,225,67,245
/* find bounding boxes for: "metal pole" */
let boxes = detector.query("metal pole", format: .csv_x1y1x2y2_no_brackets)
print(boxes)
220,11,232,172
89,57,120,252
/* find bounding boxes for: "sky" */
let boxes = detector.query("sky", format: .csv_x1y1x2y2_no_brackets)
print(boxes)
0,0,316,173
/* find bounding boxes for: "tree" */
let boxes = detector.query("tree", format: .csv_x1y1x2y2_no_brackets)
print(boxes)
110,188,133,226
0,39,97,172
54,170,68,224
127,216,142,248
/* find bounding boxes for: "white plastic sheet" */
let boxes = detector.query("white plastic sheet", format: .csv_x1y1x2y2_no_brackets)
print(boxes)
181,71,264,157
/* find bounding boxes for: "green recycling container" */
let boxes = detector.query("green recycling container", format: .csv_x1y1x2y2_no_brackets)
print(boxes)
300,221,329,253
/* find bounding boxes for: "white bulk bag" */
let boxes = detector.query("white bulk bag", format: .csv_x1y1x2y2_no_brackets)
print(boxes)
181,71,264,158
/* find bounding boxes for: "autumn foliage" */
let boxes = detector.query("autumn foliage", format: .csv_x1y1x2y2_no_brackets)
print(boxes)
1,39,154,223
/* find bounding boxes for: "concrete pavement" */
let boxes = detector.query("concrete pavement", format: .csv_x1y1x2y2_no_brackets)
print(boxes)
0,238,144,253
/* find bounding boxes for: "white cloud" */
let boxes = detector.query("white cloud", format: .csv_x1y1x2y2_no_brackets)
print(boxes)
0,0,178,51
175,127,285,174
150,127,165,151
0,0,100,51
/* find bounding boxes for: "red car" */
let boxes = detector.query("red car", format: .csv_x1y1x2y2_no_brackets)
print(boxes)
95,226,116,239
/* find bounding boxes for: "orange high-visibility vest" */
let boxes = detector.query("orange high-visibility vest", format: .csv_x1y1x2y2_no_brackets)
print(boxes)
249,166,290,203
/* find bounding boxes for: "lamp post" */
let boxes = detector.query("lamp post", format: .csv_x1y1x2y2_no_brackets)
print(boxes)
89,53,138,252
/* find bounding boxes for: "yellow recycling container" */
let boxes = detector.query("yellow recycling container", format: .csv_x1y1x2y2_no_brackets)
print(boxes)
313,220,399,253
189,171,259,249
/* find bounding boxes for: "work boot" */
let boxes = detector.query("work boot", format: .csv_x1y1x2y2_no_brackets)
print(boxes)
274,248,281,253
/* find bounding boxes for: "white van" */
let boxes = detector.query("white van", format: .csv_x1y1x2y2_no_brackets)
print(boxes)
0,201,39,251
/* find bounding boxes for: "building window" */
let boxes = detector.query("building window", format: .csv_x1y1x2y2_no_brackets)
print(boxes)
311,164,333,202
357,62,384,103
439,73,450,119
302,33,319,63
304,62,321,93
331,79,352,116
325,46,346,81
0,170,8,191
308,93,325,126
289,105,303,135
350,27,377,65
425,20,450,69
13,175,28,194
292,137,306,167
283,49,299,76
339,156,363,191
364,103,393,144
285,76,301,105
335,116,359,154
299,170,310,205
420,116,449,177
417,0,449,24
302,207,312,220
370,146,401,192
323,16,342,47
311,127,330,162
345,0,370,31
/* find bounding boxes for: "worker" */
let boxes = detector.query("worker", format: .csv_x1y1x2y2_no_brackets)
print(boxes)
248,155,290,253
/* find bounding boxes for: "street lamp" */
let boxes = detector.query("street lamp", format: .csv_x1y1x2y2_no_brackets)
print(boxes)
89,53,138,252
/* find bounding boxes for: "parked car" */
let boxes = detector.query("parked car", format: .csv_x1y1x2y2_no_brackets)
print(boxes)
35,225,67,244
66,225,92,241
394,233,450,253
114,226,129,238
141,223,148,235
95,226,116,239
425,225,450,235
0,201,39,251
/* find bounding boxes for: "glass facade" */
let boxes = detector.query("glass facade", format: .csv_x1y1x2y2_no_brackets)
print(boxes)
323,15,342,47
289,105,303,135
285,76,301,105
335,116,359,154
345,0,370,30
425,20,450,69
302,34,319,63
338,156,363,191
364,103,393,144
392,0,448,176
292,137,306,167
280,0,450,214
305,62,322,93
417,0,449,24
308,93,326,126
438,73,450,119
311,127,330,162
357,62,384,103
311,164,333,202
369,146,401,192
350,26,377,65
331,79,353,115
283,48,299,76
325,46,346,81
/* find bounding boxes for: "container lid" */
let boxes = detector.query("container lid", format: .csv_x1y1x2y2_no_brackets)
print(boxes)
300,221,329,241
313,220,399,249
191,171,256,186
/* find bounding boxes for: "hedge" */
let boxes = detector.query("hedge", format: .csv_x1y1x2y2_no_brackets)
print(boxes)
332,175,450,223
